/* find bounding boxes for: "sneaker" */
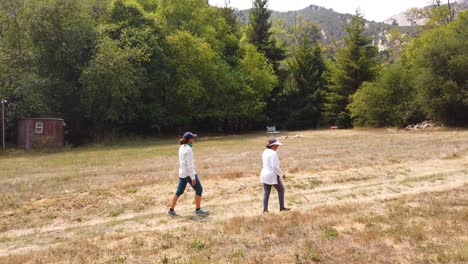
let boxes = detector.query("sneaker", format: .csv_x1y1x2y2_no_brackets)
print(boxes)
168,209,177,217
263,210,269,213
195,208,210,215
280,208,291,212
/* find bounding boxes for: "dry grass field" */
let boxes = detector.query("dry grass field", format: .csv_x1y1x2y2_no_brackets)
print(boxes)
0,129,467,263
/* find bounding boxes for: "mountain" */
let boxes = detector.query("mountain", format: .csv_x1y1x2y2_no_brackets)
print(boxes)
384,10,428,27
236,5,417,52
384,0,468,26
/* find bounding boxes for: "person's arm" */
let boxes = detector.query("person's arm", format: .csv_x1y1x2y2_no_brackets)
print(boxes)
272,152,285,178
186,148,197,185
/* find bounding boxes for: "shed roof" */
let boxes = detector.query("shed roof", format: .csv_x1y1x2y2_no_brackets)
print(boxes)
18,117,65,121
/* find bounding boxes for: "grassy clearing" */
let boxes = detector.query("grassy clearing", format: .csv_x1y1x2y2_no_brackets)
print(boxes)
0,129,467,263
3,186,466,263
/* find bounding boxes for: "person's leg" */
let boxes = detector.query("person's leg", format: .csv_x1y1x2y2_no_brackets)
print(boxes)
191,175,209,215
169,195,179,210
190,175,204,209
263,184,272,212
273,177,285,210
195,195,202,209
170,177,189,210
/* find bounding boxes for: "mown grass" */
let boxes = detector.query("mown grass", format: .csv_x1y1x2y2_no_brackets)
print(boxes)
0,129,467,263
2,186,465,263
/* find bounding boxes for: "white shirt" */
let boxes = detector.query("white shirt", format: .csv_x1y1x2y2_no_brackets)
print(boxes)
179,144,197,180
260,148,285,185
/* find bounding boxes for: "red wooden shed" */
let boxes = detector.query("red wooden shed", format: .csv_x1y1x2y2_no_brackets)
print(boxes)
17,118,65,149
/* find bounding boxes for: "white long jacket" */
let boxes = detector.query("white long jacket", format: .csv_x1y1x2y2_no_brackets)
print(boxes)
179,144,197,180
260,148,285,185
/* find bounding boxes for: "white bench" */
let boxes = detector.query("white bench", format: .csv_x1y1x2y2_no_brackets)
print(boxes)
266,125,280,138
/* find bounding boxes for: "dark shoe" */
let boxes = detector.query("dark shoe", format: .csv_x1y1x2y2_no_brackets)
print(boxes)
168,209,177,217
195,208,210,215
280,208,291,212
263,210,269,213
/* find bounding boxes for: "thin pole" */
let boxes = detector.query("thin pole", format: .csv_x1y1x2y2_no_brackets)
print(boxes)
1,99,6,152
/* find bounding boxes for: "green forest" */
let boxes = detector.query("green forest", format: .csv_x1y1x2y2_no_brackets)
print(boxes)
0,0,467,144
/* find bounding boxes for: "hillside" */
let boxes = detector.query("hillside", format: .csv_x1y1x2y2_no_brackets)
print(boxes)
384,0,468,26
237,5,418,51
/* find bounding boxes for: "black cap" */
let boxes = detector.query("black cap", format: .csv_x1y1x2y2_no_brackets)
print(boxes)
183,132,197,140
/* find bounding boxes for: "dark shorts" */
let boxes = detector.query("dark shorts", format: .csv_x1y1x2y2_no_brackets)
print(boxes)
175,175,203,196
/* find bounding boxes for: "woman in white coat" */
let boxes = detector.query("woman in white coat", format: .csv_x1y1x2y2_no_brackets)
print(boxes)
168,132,209,217
261,138,290,213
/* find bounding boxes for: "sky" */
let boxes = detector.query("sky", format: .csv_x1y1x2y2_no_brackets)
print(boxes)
209,0,432,22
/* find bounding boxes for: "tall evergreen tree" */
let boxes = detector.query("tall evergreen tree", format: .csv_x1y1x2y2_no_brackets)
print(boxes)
246,0,286,128
283,23,327,129
246,0,285,71
324,11,379,128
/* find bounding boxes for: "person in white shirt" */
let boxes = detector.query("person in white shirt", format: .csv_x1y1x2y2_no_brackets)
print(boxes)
168,132,209,216
261,138,290,213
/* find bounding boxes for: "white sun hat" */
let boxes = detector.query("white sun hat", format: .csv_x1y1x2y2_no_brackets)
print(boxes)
268,138,283,146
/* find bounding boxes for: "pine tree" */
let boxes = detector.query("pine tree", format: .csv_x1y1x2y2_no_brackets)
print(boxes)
284,24,327,129
246,0,285,71
324,11,379,128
